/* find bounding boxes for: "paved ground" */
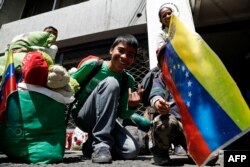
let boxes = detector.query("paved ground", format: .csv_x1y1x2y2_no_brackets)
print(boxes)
2,130,249,167
0,150,223,167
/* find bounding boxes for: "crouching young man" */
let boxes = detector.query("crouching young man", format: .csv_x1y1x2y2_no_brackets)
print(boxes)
71,34,143,164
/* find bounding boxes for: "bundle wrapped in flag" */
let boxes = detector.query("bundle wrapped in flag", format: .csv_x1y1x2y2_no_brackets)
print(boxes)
0,51,17,122
161,14,250,166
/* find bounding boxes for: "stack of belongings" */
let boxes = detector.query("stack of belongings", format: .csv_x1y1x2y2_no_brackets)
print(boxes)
0,51,76,164
0,31,57,79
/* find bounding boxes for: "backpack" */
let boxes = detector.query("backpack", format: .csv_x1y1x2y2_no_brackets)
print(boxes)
140,66,161,106
75,55,104,100
65,55,128,125
77,55,101,69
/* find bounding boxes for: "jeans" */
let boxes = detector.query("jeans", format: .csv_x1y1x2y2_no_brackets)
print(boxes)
74,77,139,159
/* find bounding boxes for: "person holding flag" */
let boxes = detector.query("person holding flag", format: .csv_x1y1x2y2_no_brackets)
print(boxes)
156,3,178,52
149,45,220,166
148,55,187,165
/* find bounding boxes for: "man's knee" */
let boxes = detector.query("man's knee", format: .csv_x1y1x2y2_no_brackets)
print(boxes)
115,137,140,160
100,77,120,93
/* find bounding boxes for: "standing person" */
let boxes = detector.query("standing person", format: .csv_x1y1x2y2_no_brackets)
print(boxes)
31,26,58,59
141,3,174,123
7,26,58,54
43,26,58,41
0,26,58,78
141,4,175,122
156,3,173,50
71,34,143,164
139,5,173,153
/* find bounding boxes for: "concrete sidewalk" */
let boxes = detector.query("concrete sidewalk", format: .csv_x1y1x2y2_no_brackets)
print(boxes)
0,150,223,167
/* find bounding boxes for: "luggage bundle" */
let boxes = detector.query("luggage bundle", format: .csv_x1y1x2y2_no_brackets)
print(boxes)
0,51,74,164
0,90,67,164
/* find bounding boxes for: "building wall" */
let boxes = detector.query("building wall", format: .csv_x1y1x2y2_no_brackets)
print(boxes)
0,0,26,27
0,0,249,105
0,0,147,53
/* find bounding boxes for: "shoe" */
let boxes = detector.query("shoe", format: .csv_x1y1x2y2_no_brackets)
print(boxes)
81,138,93,158
152,154,171,166
92,147,112,164
174,145,187,155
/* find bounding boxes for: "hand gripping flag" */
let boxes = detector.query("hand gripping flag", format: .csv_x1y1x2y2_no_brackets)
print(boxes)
161,15,250,166
0,51,17,122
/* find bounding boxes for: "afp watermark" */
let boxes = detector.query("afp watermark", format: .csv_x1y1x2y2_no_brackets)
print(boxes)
224,150,250,167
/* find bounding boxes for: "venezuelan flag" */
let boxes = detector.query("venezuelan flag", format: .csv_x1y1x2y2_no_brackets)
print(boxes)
0,51,17,122
161,15,250,166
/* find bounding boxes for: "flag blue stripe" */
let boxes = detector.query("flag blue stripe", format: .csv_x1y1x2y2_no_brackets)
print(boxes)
165,42,241,151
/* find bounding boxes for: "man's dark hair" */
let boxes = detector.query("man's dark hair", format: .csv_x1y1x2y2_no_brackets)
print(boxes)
43,26,58,33
110,34,139,51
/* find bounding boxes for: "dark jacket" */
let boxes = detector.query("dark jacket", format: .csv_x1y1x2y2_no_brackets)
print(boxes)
149,73,181,120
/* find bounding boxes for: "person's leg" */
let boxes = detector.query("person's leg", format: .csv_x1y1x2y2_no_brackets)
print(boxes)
168,105,186,155
75,77,120,163
149,114,171,165
168,115,187,155
150,114,185,165
112,120,140,160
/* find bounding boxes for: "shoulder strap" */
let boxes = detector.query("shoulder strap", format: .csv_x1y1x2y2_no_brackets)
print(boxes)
65,60,103,126
120,71,128,94
74,60,103,100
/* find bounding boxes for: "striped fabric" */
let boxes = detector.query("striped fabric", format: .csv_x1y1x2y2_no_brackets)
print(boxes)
161,14,250,166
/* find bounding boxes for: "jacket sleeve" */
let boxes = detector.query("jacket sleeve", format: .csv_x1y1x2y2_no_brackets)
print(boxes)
149,73,170,106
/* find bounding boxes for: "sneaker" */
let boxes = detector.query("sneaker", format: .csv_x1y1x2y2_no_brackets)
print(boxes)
152,154,171,166
92,147,112,164
174,145,187,155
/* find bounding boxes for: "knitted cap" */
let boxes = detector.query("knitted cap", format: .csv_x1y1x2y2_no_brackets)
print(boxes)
22,51,48,86
159,2,179,16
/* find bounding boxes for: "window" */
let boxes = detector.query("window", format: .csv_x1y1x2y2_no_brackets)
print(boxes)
21,0,54,19
55,0,88,9
21,0,88,19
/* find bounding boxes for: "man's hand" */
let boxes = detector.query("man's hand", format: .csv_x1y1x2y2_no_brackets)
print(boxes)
154,98,170,115
128,84,144,108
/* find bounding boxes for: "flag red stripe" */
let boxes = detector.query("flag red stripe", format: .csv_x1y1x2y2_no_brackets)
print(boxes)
0,74,17,121
162,60,211,165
